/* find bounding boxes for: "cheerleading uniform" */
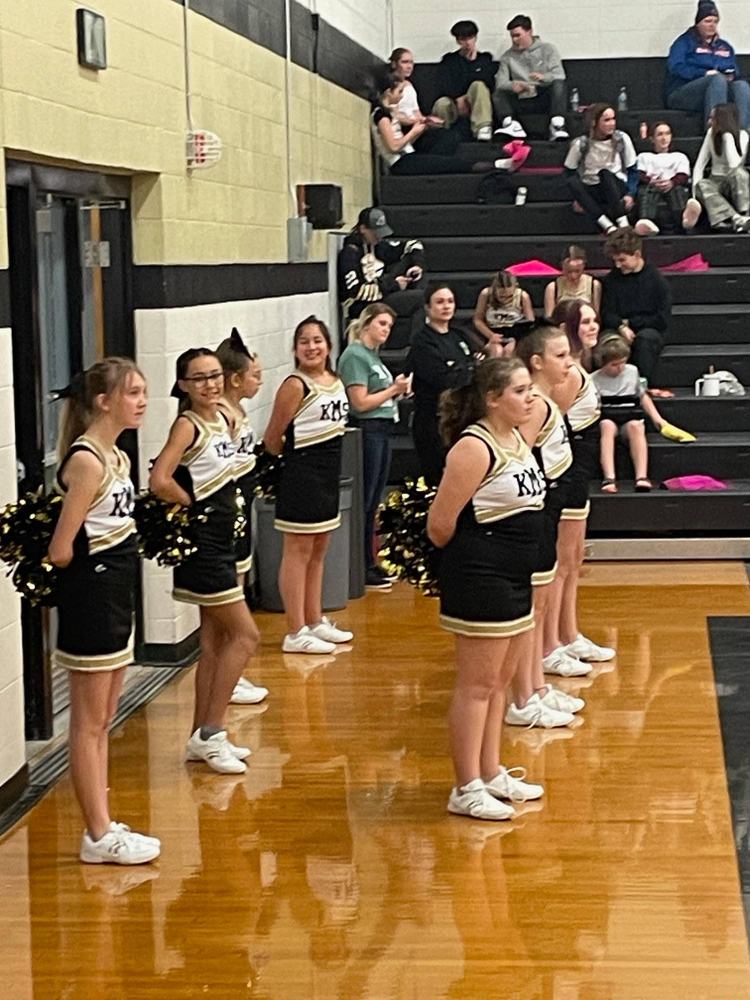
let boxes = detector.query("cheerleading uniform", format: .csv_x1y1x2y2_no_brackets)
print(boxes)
560,363,601,521
274,373,348,534
440,424,546,638
172,410,243,606
530,393,574,586
227,404,256,576
53,436,138,672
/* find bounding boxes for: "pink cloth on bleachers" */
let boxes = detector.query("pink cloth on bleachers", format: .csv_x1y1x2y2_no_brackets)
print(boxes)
662,475,727,491
506,260,561,276
660,254,710,272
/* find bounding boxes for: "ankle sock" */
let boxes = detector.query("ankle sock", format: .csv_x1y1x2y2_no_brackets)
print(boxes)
200,725,222,741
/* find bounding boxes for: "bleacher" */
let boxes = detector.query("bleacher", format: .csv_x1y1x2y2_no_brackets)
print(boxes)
380,57,750,554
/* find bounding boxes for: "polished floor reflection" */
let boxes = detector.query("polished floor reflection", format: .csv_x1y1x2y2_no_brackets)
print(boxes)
3,562,750,999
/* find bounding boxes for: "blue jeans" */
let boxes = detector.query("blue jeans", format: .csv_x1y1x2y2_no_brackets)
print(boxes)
667,75,750,128
349,417,394,569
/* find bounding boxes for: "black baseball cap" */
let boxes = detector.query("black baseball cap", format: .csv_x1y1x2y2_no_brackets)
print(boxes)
357,207,392,238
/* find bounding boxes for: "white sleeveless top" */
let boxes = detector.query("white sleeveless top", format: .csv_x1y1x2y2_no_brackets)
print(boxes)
179,410,236,501
463,424,546,524
288,373,349,449
567,364,601,432
57,436,136,554
533,393,573,481
232,409,257,480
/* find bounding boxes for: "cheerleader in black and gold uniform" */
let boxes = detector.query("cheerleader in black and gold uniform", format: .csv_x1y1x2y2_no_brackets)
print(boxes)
150,348,260,774
216,329,269,706
48,358,159,864
428,358,547,820
263,316,353,655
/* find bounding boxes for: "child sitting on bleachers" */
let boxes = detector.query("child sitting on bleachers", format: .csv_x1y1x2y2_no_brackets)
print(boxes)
592,334,694,493
634,121,702,236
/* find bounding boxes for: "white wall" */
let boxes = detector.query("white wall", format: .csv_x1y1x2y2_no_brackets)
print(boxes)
135,290,329,646
392,0,750,63
297,0,391,58
0,328,25,791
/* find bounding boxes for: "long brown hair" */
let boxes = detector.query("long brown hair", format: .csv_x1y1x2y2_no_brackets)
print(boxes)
488,269,518,307
58,357,144,458
293,315,335,373
711,103,743,157
439,357,525,446
586,103,614,139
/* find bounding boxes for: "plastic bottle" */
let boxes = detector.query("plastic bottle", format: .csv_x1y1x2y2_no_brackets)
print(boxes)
570,87,580,113
617,86,628,112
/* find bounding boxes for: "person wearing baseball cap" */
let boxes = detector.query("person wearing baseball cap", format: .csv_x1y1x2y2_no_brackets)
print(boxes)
666,2,750,127
357,207,393,239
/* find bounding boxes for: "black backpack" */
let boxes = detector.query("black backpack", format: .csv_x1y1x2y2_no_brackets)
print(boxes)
476,170,516,205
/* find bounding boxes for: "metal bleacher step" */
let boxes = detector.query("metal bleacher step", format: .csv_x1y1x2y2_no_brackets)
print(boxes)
588,480,750,535
414,234,746,272
654,344,750,388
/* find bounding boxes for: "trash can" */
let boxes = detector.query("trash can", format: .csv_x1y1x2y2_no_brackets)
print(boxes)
254,477,353,613
341,428,365,599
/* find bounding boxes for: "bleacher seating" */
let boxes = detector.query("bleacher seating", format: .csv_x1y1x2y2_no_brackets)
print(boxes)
380,57,750,540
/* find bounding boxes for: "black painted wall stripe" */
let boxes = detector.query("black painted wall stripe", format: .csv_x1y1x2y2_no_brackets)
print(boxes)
0,270,10,328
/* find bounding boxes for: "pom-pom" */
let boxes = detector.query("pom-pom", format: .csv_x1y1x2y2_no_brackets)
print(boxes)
377,477,441,596
234,488,247,539
0,490,62,605
250,443,283,501
133,493,207,566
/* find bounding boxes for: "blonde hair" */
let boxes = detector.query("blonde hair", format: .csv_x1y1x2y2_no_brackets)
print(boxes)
345,302,397,343
58,357,144,458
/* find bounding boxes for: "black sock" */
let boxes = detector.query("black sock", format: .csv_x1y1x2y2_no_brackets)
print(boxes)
200,725,222,741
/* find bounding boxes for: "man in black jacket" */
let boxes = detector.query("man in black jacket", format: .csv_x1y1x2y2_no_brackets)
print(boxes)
601,229,671,384
338,206,426,340
431,20,495,141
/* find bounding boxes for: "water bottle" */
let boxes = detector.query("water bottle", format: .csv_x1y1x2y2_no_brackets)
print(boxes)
617,86,628,112
570,87,580,113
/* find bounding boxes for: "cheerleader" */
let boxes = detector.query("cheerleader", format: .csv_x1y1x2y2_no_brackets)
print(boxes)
549,301,616,664
505,323,590,731
263,316,353,654
215,329,270,706
427,358,546,821
150,348,260,774
48,358,159,864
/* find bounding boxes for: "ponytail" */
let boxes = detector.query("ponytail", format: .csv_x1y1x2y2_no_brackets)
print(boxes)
345,302,396,344
439,357,526,447
57,357,143,458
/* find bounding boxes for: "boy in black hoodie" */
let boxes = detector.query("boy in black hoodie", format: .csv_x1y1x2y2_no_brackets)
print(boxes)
432,20,495,141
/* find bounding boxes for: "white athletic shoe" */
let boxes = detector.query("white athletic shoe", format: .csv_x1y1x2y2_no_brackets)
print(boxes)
485,766,544,802
505,692,575,728
540,686,585,714
634,218,660,236
447,778,515,820
109,821,161,848
542,647,592,677
310,616,354,644
564,633,616,662
282,626,335,654
186,732,251,762
494,116,526,139
682,197,702,230
476,125,493,141
80,828,161,865
185,729,247,773
549,115,569,141
230,677,269,704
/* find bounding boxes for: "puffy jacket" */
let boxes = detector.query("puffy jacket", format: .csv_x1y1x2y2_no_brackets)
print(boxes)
666,28,739,96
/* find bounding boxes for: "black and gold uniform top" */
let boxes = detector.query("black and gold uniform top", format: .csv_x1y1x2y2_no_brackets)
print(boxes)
462,423,546,524
284,373,349,450
177,410,236,501
56,435,135,554
567,363,601,432
532,391,574,482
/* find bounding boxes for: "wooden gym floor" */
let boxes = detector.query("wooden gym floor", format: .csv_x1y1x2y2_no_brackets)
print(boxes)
2,562,750,999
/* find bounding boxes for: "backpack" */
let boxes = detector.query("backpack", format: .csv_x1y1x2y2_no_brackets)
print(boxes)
476,170,516,205
577,131,627,175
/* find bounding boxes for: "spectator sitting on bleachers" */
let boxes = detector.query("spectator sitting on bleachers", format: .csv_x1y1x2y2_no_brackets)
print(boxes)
543,245,602,316
666,1,750,129
564,104,638,234
338,207,426,339
389,47,461,157
431,20,495,142
472,269,535,355
633,122,703,236
493,14,568,142
692,102,750,232
601,228,671,388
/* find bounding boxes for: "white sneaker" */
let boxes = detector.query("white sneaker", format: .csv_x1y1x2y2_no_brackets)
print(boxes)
494,117,526,139
186,733,251,762
310,616,354,644
634,218,660,236
109,821,161,847
485,766,544,802
564,633,616,662
230,677,269,704
540,685,585,714
505,692,574,728
476,125,493,141
542,647,592,677
282,625,335,654
80,828,161,865
733,214,750,233
682,196,701,230
447,778,515,820
549,115,569,141
185,729,247,774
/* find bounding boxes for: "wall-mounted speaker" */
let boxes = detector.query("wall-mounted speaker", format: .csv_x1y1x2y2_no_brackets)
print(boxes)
298,184,343,229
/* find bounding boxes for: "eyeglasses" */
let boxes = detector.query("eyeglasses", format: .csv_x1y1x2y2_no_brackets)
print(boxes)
182,371,224,386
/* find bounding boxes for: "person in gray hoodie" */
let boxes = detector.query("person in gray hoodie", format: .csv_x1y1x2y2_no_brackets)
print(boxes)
494,14,568,141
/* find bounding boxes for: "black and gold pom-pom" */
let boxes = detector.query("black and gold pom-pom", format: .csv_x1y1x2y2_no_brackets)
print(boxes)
234,488,247,540
250,443,283,501
0,490,62,605
133,493,207,566
377,477,441,596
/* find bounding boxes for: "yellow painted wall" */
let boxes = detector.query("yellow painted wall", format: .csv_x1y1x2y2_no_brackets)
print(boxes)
0,0,372,267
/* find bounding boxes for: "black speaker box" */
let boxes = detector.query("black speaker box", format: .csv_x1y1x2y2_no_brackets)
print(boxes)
300,184,343,229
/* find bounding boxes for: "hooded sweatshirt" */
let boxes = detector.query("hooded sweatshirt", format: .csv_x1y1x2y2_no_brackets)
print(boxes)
495,36,566,95
666,28,740,96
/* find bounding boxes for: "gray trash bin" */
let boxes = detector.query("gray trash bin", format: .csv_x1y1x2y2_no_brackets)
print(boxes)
255,477,353,612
